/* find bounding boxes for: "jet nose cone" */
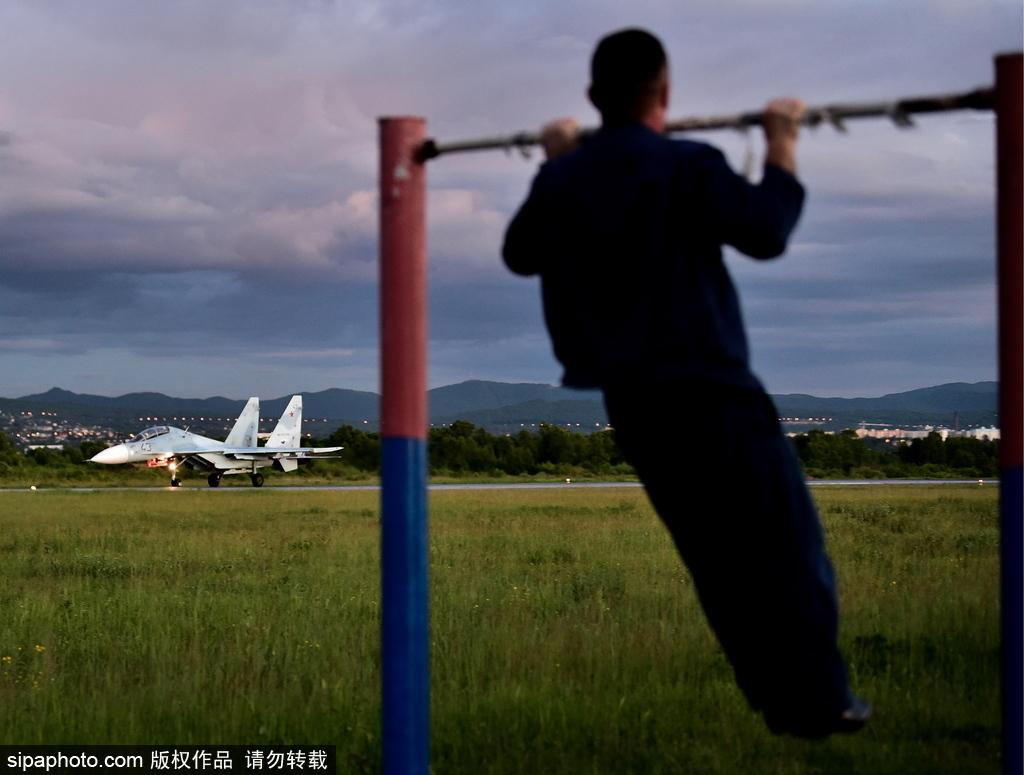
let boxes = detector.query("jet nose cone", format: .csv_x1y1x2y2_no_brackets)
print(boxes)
90,444,131,464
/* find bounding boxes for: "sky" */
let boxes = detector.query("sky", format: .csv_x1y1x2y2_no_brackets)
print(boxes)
0,1,1020,400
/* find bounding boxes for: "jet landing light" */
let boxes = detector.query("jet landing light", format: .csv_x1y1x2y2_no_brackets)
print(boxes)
147,458,171,469
90,444,131,465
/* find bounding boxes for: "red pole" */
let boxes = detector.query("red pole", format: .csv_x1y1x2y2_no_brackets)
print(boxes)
380,117,428,439
379,116,429,775
995,52,1023,775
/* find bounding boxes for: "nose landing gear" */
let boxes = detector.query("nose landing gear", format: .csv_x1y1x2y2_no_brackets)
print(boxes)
250,473,265,488
207,473,222,488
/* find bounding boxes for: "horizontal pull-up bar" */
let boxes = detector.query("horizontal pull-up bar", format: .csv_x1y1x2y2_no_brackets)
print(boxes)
418,86,995,161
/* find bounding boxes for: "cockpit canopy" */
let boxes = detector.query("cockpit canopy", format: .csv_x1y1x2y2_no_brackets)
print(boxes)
128,426,170,443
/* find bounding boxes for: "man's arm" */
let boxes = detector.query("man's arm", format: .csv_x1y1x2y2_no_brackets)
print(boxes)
703,98,807,259
503,174,548,276
502,119,580,276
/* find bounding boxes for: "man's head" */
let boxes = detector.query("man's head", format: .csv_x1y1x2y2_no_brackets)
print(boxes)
588,28,669,131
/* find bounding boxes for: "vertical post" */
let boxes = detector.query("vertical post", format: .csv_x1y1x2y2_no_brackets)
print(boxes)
379,116,429,775
995,52,1023,775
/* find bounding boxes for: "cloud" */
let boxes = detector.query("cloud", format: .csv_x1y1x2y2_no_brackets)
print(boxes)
428,189,509,274
0,0,1018,397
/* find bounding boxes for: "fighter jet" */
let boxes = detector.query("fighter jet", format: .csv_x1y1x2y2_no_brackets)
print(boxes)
89,395,342,487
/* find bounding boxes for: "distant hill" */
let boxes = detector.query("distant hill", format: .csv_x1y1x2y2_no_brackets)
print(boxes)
436,398,608,431
432,381,997,433
428,380,594,418
772,382,997,430
16,387,244,416
1,386,380,435
0,380,997,436
262,389,379,421
773,382,996,415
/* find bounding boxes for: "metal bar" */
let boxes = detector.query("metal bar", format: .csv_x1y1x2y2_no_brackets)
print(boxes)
418,86,995,161
378,116,430,775
995,52,1023,775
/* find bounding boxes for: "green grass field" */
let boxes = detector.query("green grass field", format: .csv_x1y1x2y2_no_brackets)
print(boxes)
0,485,1000,773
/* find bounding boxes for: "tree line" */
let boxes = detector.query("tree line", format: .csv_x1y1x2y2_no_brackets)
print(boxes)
321,420,631,477
317,424,999,479
0,425,999,481
792,429,999,479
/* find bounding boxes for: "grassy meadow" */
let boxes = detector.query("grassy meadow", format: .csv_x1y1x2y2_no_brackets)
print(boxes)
0,485,1000,773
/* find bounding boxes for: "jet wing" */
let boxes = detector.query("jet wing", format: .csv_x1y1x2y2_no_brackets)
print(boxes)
210,445,343,459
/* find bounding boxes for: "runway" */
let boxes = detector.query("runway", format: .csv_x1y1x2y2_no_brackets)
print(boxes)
0,479,995,493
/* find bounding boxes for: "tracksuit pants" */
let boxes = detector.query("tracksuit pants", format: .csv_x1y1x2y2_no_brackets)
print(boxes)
603,380,853,735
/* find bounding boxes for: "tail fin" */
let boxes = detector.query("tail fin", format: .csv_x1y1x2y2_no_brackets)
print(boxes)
225,397,260,448
267,395,302,449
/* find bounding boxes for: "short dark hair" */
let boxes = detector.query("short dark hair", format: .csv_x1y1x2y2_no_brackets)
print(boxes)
590,28,668,121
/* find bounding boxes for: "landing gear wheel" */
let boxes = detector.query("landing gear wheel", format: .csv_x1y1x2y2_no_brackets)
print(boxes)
170,478,181,487
207,473,222,488
250,473,265,488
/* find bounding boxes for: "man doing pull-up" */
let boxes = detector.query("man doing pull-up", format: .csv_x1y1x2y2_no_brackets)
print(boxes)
503,27,870,738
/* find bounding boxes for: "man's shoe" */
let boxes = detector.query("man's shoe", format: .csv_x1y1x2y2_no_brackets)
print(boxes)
765,696,872,739
834,696,872,734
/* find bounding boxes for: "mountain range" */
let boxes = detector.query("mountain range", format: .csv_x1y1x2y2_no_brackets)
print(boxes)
0,380,998,435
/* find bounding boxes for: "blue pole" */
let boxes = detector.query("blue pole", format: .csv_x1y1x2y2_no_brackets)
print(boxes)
1003,468,1023,775
381,438,429,774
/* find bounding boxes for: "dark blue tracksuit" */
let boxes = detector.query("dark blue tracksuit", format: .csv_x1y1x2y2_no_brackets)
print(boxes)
503,123,852,734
